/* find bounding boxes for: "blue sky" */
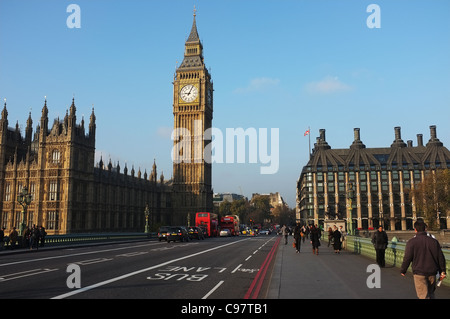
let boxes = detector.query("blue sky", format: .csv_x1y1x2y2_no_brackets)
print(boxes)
1,0,449,208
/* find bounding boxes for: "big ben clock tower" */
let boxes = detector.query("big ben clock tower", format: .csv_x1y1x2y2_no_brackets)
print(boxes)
172,10,213,225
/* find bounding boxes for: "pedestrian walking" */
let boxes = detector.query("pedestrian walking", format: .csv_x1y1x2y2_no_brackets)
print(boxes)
339,226,347,249
9,227,18,249
302,225,308,243
372,225,388,267
327,227,333,247
23,226,31,248
280,225,290,245
293,222,302,253
0,227,5,250
29,224,41,250
400,220,447,299
39,226,47,247
310,225,321,255
332,225,342,253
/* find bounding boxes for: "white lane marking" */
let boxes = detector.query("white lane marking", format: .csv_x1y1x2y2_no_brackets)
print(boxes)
202,280,224,299
74,258,113,265
0,268,58,282
0,242,162,267
51,239,249,299
231,264,242,273
116,251,149,257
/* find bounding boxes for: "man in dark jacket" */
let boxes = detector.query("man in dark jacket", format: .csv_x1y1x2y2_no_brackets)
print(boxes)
400,220,447,299
372,225,388,267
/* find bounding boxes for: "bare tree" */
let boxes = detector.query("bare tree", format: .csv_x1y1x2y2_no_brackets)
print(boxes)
408,169,450,230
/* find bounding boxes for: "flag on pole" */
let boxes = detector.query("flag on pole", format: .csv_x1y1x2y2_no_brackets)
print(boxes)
304,129,310,136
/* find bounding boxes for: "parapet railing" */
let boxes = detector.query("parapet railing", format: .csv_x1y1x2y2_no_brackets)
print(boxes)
44,232,158,246
3,232,157,250
345,235,450,287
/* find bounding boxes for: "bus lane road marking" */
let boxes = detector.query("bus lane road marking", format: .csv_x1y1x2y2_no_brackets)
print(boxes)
52,238,250,299
146,265,227,282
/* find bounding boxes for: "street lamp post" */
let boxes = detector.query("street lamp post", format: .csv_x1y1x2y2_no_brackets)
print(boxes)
347,183,354,235
17,186,32,237
144,203,150,234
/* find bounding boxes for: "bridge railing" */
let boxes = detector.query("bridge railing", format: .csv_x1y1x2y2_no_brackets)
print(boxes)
43,232,158,246
3,232,158,250
345,235,450,287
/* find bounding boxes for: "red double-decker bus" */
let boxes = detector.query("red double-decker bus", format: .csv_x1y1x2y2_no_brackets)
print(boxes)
195,212,218,237
220,215,240,236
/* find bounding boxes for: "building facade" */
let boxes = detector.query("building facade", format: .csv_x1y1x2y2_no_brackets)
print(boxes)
0,99,171,235
296,126,450,231
213,193,246,210
172,12,214,225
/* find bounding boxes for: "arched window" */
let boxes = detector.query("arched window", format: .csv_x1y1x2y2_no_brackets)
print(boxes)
52,150,61,164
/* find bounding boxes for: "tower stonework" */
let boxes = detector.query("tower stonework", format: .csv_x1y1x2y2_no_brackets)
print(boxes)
172,12,213,225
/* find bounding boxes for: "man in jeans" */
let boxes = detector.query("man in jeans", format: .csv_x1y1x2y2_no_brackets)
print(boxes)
400,220,447,299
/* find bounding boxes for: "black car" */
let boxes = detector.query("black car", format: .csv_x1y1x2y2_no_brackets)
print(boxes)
188,226,205,240
158,226,171,241
167,226,190,243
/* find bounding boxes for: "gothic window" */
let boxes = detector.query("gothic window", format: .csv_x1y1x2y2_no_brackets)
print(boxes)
52,150,61,164
5,183,11,201
47,211,59,230
49,181,59,201
29,182,36,201
27,211,34,228
1,212,8,229
15,211,22,229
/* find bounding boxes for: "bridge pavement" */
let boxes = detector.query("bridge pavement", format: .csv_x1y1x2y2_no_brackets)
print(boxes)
266,235,450,299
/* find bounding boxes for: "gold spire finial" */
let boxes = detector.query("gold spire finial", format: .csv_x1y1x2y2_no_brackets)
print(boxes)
193,5,197,17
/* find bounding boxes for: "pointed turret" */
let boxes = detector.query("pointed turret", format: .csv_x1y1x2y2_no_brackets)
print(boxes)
1,99,7,121
25,112,33,144
40,98,49,137
69,97,76,128
89,107,96,137
0,99,8,132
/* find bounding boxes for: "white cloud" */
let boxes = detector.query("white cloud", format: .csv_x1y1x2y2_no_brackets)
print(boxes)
234,77,280,94
305,76,353,94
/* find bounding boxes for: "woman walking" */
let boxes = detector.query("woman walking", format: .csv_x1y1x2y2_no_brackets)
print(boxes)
332,226,342,253
293,222,302,253
310,225,321,255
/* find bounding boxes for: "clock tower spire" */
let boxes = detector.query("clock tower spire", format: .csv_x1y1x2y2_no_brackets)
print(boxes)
172,10,213,225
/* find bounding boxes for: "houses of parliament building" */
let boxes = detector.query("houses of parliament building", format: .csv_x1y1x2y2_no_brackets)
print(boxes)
0,12,213,234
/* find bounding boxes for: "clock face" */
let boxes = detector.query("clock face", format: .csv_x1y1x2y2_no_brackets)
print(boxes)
180,84,198,103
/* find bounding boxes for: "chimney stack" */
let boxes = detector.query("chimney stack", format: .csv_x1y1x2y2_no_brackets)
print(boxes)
417,134,423,147
354,128,360,141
